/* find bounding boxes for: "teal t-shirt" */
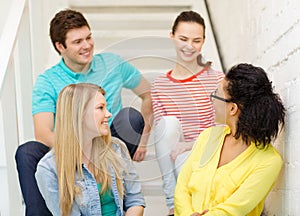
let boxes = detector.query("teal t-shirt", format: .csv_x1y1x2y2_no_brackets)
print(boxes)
32,52,142,125
97,183,117,216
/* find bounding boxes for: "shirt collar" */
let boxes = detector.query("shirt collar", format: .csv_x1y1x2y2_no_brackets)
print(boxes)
58,57,96,78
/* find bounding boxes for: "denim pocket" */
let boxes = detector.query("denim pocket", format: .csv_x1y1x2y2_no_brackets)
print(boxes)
74,181,89,211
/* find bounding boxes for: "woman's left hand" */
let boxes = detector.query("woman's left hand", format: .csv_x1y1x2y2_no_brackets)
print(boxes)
170,142,188,161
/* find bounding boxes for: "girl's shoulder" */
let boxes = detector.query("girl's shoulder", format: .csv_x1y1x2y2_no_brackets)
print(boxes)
37,149,57,173
206,67,225,77
111,137,131,158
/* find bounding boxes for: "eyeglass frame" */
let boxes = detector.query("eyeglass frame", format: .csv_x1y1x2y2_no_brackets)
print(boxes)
210,89,232,103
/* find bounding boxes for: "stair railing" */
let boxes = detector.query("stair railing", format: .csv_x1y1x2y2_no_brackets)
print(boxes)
0,0,34,215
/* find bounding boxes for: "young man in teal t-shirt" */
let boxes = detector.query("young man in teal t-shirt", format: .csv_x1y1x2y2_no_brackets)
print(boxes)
15,9,152,216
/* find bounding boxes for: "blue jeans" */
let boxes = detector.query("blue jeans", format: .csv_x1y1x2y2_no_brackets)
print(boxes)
15,107,144,216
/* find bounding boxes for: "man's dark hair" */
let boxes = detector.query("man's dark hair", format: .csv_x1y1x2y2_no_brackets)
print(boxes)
49,9,90,54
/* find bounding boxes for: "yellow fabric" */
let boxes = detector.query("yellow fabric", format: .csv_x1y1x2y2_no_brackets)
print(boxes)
174,126,283,216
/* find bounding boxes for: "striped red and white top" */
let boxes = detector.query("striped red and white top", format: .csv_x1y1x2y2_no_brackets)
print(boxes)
151,68,224,142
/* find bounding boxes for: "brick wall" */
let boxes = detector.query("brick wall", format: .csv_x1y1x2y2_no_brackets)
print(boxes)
206,1,300,215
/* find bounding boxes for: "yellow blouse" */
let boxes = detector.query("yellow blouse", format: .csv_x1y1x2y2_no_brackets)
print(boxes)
174,126,283,216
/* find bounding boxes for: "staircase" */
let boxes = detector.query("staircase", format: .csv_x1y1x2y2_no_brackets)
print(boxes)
68,2,189,214
1,0,222,215
66,1,222,215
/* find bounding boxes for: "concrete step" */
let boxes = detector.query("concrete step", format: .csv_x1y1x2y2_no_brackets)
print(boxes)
132,132,164,197
93,29,169,39
134,152,164,197
85,12,176,31
144,196,168,216
92,29,171,49
94,36,176,71
69,0,193,8
95,35,173,52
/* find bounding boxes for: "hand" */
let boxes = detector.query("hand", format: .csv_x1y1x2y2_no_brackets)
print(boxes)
190,209,209,216
170,142,188,161
133,145,147,162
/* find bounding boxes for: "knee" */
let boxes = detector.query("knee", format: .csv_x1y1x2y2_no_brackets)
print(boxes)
155,116,181,136
125,107,144,123
15,141,35,162
15,141,49,164
117,107,145,131
157,116,180,128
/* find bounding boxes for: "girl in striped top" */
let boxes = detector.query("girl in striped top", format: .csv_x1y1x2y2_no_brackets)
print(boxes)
151,11,224,216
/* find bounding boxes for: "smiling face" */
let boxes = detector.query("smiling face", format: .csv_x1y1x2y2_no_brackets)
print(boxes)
83,91,112,139
170,21,205,64
56,26,94,72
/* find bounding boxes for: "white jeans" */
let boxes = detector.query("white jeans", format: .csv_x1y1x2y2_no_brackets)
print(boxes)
154,116,190,210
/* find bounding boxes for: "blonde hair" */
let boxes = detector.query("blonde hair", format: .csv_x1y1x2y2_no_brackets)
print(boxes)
54,83,124,216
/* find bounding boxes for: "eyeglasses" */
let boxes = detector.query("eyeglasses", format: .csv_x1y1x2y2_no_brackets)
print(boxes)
210,89,232,103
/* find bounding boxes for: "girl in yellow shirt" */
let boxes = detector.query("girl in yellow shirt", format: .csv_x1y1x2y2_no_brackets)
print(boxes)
175,63,285,216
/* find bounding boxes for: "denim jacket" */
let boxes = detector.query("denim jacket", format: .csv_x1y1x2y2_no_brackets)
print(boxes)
36,139,145,216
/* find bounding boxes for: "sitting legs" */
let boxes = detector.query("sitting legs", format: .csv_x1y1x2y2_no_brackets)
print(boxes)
155,116,190,212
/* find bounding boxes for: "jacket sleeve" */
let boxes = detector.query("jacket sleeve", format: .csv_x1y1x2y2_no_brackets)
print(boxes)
35,161,63,216
113,138,146,211
35,158,81,216
122,161,146,211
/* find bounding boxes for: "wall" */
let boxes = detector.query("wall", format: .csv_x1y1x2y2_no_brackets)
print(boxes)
28,0,68,81
207,0,300,215
0,1,11,35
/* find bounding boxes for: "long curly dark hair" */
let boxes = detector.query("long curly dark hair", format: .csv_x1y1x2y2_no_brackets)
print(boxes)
225,63,285,148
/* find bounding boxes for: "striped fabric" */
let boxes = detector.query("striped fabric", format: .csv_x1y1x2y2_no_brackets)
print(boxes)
151,68,224,142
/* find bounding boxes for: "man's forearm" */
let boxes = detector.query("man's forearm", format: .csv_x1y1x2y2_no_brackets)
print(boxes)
140,94,153,146
35,130,55,148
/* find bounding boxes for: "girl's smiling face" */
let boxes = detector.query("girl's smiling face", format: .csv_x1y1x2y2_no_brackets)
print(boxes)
83,91,112,139
171,21,205,63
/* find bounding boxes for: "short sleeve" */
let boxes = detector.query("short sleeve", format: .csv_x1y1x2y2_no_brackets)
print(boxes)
104,53,142,89
32,74,57,115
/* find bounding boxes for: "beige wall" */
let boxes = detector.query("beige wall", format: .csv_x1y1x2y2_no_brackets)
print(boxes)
207,1,300,214
28,0,68,81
